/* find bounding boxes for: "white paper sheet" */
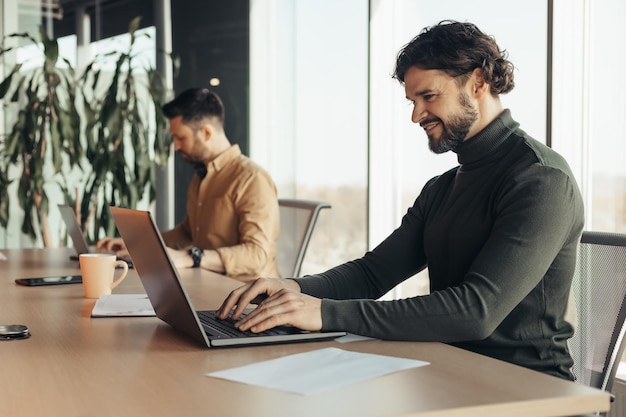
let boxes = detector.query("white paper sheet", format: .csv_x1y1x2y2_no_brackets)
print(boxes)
206,347,429,395
0,251,6,261
91,294,156,317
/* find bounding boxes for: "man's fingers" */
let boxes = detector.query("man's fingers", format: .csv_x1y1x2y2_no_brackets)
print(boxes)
235,290,300,331
96,238,111,251
231,278,280,317
216,277,296,321
217,280,264,319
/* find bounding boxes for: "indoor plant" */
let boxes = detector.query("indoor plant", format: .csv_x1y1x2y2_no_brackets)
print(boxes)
0,17,177,246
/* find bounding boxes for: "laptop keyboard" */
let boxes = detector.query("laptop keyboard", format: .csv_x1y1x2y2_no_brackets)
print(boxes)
197,310,282,338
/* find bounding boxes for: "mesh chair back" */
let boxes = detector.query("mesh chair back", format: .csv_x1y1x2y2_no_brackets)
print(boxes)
570,231,626,393
277,199,331,278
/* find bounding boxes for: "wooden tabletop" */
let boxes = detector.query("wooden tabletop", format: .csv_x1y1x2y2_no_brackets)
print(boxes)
0,248,611,417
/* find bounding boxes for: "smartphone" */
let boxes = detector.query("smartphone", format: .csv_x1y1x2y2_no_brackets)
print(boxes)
15,275,83,286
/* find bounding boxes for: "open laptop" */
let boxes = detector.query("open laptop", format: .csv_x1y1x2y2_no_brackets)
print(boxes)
58,204,133,268
109,206,346,348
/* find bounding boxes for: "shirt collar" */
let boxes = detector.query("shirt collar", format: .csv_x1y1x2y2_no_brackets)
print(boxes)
210,144,241,171
196,145,242,178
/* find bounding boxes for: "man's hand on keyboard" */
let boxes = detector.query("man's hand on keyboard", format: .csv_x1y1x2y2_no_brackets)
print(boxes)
216,277,323,334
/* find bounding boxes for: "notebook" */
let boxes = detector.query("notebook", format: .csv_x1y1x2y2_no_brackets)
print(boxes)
109,206,346,348
58,204,134,268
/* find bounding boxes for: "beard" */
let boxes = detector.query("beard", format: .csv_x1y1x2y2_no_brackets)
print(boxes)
427,91,478,154
181,153,201,164
178,135,206,165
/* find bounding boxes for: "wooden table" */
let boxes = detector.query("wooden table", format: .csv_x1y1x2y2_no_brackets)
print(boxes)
0,248,611,417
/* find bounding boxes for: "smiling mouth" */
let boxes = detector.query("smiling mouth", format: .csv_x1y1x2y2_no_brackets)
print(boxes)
421,120,440,133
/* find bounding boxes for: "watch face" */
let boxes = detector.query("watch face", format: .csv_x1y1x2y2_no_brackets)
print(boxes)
189,246,204,268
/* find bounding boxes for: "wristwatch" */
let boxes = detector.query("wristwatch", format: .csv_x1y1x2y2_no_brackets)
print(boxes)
188,246,204,268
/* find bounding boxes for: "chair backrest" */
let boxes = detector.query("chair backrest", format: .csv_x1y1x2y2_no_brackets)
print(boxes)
277,199,331,278
569,231,626,393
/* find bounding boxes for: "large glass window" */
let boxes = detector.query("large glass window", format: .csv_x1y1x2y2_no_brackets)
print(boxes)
586,1,626,233
552,0,626,233
250,0,369,275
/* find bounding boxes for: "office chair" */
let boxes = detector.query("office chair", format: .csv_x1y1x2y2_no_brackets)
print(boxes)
277,199,331,278
569,231,626,415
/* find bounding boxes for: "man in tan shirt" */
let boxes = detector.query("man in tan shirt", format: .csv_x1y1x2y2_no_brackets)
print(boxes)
98,88,280,281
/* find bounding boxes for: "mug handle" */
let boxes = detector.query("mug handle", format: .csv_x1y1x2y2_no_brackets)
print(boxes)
110,261,129,290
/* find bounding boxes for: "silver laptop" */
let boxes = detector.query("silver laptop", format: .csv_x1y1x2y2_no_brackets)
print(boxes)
58,204,133,268
109,206,346,348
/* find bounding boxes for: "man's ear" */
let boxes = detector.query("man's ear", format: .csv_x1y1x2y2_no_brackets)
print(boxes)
471,68,489,98
199,124,214,142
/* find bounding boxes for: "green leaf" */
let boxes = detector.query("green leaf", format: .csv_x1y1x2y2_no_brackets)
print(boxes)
61,57,76,78
99,54,126,132
50,114,63,173
7,31,39,45
0,63,22,99
92,69,101,91
10,75,26,102
5,110,27,161
0,169,13,228
18,176,37,241
0,45,16,56
40,26,59,73
40,191,50,224
128,16,142,45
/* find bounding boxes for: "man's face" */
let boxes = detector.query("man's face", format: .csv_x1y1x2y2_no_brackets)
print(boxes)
404,66,479,154
169,116,207,164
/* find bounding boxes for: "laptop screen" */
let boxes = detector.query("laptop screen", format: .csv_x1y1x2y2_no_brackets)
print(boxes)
58,205,90,255
109,207,210,346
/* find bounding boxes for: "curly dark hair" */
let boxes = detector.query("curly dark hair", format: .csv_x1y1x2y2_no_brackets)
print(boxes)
393,20,515,95
162,88,225,128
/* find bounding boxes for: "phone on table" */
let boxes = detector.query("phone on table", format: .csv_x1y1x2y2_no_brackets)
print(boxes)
15,275,83,286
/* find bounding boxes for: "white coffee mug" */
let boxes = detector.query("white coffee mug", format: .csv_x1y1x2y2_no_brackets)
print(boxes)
79,253,129,299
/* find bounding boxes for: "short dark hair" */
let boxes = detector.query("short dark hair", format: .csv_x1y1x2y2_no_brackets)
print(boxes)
393,20,515,95
161,88,225,128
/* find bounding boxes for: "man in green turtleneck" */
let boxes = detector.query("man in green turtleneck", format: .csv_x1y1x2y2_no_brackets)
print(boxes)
217,20,584,381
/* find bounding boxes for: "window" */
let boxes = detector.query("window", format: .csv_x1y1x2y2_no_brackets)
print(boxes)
547,0,626,234
250,0,369,275
586,2,626,233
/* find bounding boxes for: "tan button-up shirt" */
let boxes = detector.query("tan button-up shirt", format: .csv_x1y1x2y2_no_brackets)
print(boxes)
160,145,280,281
